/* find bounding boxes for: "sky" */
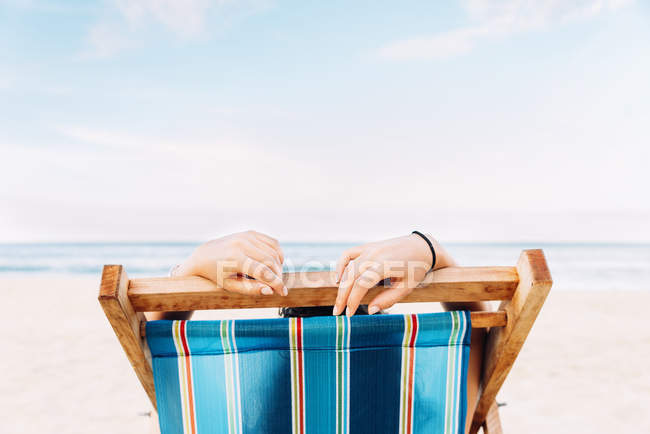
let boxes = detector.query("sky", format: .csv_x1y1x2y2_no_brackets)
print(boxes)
1,0,649,243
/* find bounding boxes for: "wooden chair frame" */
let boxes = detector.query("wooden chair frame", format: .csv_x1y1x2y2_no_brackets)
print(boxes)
98,249,551,434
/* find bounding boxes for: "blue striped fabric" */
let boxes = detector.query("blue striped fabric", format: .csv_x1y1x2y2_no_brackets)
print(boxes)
147,311,471,434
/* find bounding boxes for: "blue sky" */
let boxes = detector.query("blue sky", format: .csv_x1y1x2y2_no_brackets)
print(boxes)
1,0,649,242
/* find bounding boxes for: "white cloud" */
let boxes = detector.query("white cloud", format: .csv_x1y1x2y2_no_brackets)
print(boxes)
56,125,253,161
82,22,131,59
378,0,635,60
113,0,221,37
83,0,265,58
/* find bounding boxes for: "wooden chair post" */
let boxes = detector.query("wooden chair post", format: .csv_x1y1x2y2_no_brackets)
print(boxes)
469,249,552,434
482,401,503,434
98,265,156,408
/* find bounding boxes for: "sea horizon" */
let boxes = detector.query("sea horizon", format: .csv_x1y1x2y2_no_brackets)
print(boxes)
2,240,650,245
1,241,649,292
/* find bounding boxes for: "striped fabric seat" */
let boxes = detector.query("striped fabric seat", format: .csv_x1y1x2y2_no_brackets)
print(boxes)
147,311,471,434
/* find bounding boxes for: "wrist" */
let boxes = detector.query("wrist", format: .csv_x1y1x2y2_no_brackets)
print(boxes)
409,232,435,270
174,255,201,277
428,236,456,269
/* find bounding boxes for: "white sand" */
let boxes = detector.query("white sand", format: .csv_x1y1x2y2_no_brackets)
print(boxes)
2,276,649,433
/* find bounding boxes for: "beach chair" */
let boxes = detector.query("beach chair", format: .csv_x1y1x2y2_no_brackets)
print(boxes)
98,249,551,434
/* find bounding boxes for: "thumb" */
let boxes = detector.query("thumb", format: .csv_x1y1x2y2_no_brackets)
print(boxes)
367,279,412,314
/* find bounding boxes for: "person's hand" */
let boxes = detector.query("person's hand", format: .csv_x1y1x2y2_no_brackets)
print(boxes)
174,230,287,296
333,233,439,316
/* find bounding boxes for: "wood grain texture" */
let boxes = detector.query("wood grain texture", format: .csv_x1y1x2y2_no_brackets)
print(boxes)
470,311,507,328
469,250,552,434
128,266,518,312
482,401,504,434
98,265,156,409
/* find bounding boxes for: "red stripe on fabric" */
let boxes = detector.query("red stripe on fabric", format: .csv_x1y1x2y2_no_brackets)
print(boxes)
180,321,197,434
408,314,418,347
297,318,305,434
406,314,418,434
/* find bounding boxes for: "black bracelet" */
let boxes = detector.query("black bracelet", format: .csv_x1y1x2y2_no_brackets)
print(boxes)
411,231,436,272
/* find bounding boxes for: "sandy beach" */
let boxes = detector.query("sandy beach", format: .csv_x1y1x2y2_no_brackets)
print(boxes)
2,276,649,433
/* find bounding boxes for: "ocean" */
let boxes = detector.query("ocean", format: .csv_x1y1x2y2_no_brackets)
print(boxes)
1,242,649,291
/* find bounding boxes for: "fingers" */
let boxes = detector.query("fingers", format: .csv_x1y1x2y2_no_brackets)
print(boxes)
335,246,363,283
366,279,412,314
345,263,386,317
222,276,274,296
241,256,287,296
256,240,284,268
241,240,283,277
333,260,362,316
245,230,285,263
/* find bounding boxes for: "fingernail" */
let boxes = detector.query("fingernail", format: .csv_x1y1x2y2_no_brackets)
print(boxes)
332,306,340,316
283,287,288,296
368,305,380,315
261,286,273,295
346,307,353,317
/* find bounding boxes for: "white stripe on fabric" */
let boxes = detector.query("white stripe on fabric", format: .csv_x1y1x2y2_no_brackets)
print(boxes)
443,312,458,434
172,321,189,434
230,321,243,434
453,312,467,434
410,315,420,434
221,320,239,434
184,322,197,434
